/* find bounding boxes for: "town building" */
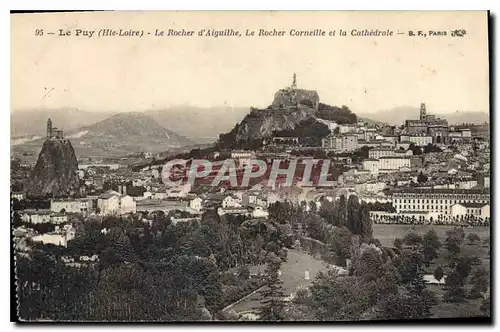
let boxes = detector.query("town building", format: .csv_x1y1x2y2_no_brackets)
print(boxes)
391,188,490,215
30,225,75,247
322,134,358,152
189,197,203,212
50,197,96,215
222,194,242,208
399,134,433,146
20,210,69,224
97,190,137,215
451,203,490,219
231,150,256,167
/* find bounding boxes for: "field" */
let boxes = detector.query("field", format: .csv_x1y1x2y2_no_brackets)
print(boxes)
373,224,490,247
374,224,490,272
428,284,485,318
228,249,331,313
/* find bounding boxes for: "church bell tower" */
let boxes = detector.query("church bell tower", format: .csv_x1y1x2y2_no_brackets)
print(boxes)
420,103,427,121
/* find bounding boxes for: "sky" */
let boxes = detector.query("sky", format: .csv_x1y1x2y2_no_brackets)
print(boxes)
11,11,489,114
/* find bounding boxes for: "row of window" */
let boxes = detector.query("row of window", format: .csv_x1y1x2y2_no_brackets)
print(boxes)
395,194,489,200
394,198,489,204
396,204,449,211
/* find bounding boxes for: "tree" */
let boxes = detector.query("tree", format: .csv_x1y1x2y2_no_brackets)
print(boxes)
467,233,481,245
353,247,384,280
402,232,423,247
445,228,465,261
328,226,352,267
238,265,250,281
417,172,428,183
433,266,444,282
408,143,422,156
468,266,489,299
397,249,435,318
443,256,472,302
480,296,491,317
422,229,441,267
346,195,362,235
337,195,347,227
393,238,403,250
423,143,442,154
308,271,372,321
257,253,285,321
360,203,373,241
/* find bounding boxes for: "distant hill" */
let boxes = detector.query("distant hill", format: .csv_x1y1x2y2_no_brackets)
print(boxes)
11,108,116,137
12,112,194,157
358,107,490,125
358,117,388,126
145,106,249,143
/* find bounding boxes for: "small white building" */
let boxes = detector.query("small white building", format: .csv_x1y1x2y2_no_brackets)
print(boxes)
217,207,250,217
251,206,269,218
21,211,51,224
451,203,490,218
231,150,256,167
11,192,24,201
222,195,242,208
30,225,76,248
189,197,203,212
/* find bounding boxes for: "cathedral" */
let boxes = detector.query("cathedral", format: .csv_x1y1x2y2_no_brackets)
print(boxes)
404,103,449,144
46,118,64,139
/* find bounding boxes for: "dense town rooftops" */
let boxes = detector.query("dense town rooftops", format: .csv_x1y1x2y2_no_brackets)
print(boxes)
379,156,415,160
98,190,121,199
457,202,490,208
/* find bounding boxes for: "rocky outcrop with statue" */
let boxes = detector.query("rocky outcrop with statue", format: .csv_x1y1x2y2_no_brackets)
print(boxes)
217,74,357,150
26,121,80,197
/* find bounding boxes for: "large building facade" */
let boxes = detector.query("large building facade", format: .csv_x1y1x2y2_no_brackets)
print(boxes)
392,188,490,215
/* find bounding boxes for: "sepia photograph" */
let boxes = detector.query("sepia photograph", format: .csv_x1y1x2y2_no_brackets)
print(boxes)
10,10,491,323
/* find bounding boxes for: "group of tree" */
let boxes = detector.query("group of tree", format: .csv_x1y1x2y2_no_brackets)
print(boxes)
284,241,437,321
316,104,357,124
17,209,291,321
441,228,490,304
272,118,330,147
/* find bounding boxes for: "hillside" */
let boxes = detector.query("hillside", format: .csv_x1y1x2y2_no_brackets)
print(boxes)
11,108,116,137
12,112,194,158
26,139,79,197
217,90,357,150
146,106,249,143
359,107,489,126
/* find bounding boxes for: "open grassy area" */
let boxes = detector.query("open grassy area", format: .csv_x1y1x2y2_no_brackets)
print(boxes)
374,224,490,273
373,224,490,248
229,249,330,313
374,224,490,319
427,284,486,318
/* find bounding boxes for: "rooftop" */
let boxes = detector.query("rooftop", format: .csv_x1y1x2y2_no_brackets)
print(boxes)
392,188,490,195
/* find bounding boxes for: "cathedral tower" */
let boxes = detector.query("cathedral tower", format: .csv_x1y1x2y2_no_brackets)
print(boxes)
420,103,427,121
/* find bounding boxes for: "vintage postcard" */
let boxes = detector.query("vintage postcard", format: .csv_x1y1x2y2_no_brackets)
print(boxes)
11,11,491,322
